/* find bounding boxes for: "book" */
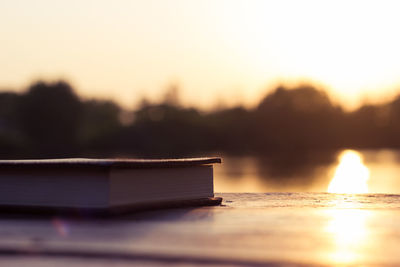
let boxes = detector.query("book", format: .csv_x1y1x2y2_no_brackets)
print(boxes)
0,157,222,215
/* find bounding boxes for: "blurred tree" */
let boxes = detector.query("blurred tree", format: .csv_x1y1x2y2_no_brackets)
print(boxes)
0,92,25,157
79,99,122,154
2,79,400,159
346,104,386,148
162,83,181,107
18,81,82,157
119,103,208,157
0,92,20,126
204,107,251,153
254,85,344,151
387,96,400,147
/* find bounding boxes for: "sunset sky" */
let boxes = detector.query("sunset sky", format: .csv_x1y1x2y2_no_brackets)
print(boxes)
2,0,400,110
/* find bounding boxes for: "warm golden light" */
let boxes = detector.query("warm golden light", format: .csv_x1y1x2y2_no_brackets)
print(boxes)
2,1,400,109
325,209,370,263
328,150,369,193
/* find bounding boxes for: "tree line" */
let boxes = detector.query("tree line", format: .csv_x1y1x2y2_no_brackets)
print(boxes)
1,80,400,159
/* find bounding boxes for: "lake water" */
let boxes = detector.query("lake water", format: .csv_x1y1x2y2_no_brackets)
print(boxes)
214,149,400,194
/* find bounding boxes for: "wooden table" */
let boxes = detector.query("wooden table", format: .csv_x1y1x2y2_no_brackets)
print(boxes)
1,193,400,266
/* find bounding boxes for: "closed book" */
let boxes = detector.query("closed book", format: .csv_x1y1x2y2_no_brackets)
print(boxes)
0,157,222,215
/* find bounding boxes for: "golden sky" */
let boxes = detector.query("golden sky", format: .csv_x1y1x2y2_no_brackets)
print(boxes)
2,0,400,109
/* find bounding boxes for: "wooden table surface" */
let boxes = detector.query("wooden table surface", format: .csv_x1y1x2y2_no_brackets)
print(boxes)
1,193,400,266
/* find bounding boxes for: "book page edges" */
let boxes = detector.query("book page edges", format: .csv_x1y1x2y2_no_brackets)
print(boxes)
109,165,215,206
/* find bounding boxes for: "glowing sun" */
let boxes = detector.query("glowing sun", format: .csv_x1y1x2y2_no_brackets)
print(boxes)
328,150,369,194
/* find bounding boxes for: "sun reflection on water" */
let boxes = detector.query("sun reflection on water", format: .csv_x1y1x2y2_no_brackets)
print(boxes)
325,150,372,263
328,150,369,194
325,209,370,264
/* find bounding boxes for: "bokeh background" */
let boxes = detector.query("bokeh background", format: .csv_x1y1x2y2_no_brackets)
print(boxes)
2,0,400,193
